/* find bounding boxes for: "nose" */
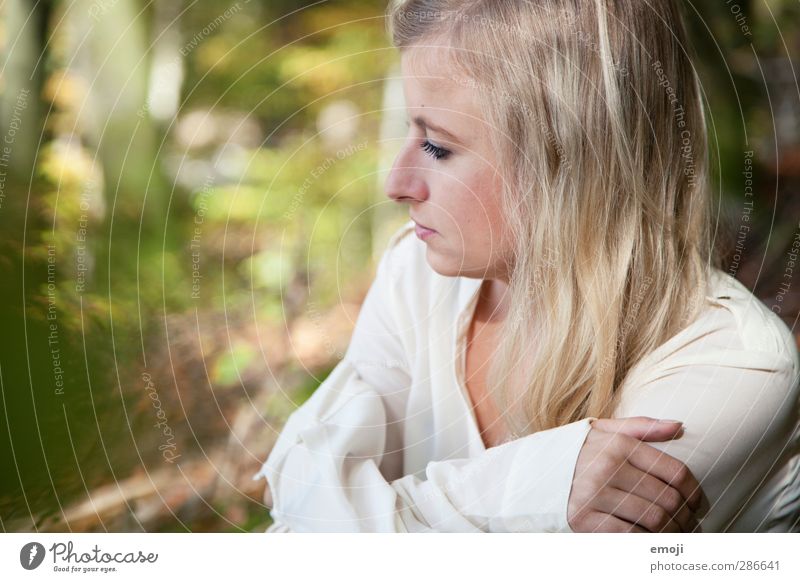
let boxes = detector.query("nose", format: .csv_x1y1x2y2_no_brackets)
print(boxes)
384,143,429,204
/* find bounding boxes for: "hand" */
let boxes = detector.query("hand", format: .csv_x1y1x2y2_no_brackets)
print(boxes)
567,416,705,533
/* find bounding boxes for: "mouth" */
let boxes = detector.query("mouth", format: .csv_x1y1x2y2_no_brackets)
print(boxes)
412,220,437,240
411,218,436,233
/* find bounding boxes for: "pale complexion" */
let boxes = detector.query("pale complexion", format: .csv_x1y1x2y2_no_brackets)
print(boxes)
383,43,703,532
384,44,515,292
384,43,513,447
264,42,704,533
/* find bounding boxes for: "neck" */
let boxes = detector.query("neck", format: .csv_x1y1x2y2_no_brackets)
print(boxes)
477,278,510,323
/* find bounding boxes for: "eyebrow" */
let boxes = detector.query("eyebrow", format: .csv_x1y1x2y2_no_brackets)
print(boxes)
410,115,464,146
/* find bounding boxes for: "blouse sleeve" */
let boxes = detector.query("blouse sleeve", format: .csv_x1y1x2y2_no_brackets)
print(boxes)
614,302,800,531
252,225,596,532
252,357,595,532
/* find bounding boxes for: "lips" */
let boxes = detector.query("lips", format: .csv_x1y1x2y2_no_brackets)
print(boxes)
411,219,436,233
413,221,437,241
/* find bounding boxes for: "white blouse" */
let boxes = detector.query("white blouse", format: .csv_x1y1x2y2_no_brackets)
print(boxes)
252,219,800,533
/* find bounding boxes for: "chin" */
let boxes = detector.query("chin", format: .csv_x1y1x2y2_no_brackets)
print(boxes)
423,247,462,278
424,247,480,279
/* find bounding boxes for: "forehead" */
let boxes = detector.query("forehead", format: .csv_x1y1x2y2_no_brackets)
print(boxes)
400,44,483,124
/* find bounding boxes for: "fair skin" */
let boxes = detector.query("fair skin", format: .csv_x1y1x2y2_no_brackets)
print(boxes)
463,279,513,449
385,43,703,532
264,43,705,533
384,44,516,284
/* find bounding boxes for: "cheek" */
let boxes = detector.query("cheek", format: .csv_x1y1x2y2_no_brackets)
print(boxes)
472,181,511,264
454,180,507,262
468,171,505,235
444,166,502,224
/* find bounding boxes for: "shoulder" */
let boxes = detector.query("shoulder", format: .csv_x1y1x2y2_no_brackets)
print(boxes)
367,219,465,342
354,218,435,329
376,219,432,288
344,220,434,372
704,268,799,375
624,268,799,392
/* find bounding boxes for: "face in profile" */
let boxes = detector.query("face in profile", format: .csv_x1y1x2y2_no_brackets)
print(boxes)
384,43,514,282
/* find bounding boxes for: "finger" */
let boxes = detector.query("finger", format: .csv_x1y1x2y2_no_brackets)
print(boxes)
625,441,704,511
580,510,649,533
592,416,684,442
613,463,696,532
597,486,682,533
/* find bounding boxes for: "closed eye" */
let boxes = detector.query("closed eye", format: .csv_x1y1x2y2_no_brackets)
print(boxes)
420,140,451,161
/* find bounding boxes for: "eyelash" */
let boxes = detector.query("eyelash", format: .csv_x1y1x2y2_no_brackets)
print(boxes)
420,139,451,161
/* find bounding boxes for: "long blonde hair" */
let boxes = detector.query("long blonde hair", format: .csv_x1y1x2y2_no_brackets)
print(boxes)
387,0,722,436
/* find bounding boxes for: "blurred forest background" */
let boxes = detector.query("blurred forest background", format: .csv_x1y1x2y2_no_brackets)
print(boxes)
0,0,798,532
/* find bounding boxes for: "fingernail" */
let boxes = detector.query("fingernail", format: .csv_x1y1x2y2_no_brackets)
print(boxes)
659,419,683,424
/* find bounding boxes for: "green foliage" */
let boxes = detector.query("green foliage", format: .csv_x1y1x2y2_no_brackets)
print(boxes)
181,0,391,134
9,0,797,534
0,0,393,532
211,341,258,387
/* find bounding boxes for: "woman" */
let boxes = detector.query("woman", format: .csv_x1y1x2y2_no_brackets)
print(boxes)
253,0,800,532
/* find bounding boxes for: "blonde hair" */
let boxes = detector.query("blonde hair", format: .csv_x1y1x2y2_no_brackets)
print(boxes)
387,0,723,436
